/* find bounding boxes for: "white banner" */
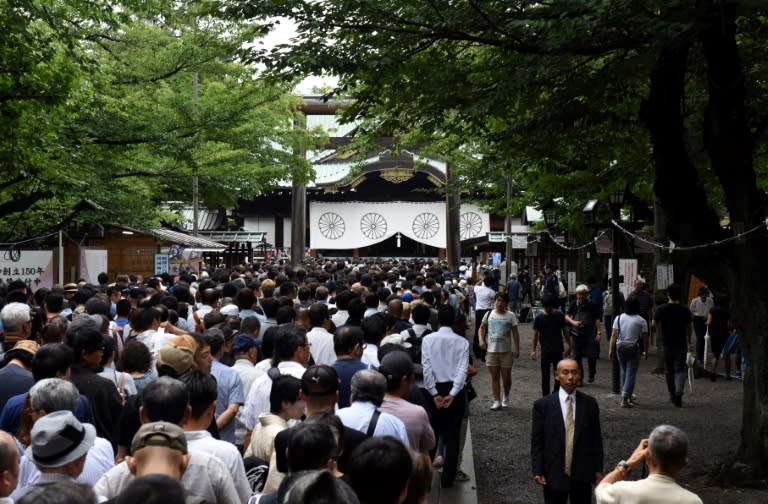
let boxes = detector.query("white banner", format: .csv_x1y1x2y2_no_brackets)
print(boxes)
309,201,489,249
0,250,54,290
80,248,108,284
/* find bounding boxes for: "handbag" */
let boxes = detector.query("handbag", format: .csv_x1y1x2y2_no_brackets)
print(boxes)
615,315,638,357
465,382,478,402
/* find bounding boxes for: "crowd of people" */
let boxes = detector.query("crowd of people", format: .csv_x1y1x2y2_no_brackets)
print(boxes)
0,257,710,503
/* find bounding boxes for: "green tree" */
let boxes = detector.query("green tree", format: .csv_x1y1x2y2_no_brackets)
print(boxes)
0,1,322,239
229,0,768,475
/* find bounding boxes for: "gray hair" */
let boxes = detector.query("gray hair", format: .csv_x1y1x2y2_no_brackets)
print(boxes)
29,378,79,414
648,424,688,472
350,369,386,407
575,284,589,294
0,302,30,332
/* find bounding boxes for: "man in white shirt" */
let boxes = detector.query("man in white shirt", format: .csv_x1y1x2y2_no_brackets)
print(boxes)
241,325,310,448
595,424,703,504
94,378,242,503
689,287,714,363
307,304,337,365
422,305,469,489
336,369,410,447
179,371,251,504
12,379,113,499
15,411,95,500
331,291,352,328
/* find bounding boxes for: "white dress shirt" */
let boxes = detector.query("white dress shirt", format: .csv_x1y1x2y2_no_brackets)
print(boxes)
558,387,576,425
336,401,410,447
185,430,252,504
95,450,242,504
307,326,336,365
241,361,306,431
421,327,469,397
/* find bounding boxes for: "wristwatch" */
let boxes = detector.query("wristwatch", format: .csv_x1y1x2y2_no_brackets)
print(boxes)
616,460,632,475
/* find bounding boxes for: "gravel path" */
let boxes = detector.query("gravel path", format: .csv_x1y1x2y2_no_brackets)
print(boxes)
468,321,766,503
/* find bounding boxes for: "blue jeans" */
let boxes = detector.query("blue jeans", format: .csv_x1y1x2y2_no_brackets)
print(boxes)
618,350,640,398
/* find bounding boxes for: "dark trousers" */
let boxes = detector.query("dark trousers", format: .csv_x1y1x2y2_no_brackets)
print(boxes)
664,347,687,398
570,336,593,381
426,383,466,488
542,480,593,504
540,351,563,396
693,316,707,362
474,309,490,359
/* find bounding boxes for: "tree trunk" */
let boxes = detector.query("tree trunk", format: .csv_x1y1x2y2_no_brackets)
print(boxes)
643,2,768,477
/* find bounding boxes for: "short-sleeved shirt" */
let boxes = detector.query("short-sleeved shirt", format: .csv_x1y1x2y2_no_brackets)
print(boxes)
653,303,692,350
533,310,567,353
211,359,245,444
612,314,648,345
483,310,518,353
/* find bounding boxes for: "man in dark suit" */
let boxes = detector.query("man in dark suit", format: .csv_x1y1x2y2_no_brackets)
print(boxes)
531,358,604,504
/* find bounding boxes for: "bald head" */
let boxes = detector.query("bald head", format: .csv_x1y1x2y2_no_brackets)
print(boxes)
0,430,19,497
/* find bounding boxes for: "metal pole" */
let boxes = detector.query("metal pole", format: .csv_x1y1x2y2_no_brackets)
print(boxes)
192,72,199,236
505,176,513,282
58,230,64,286
611,218,621,395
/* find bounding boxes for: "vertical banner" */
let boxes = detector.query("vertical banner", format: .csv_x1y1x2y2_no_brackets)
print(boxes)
80,248,108,284
656,264,674,290
155,255,169,275
0,250,54,290
567,272,576,294
619,259,638,299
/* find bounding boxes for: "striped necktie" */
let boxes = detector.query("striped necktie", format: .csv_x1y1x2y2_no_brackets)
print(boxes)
565,395,574,476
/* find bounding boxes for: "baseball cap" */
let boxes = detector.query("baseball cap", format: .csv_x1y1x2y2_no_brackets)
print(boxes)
232,334,257,354
26,410,96,468
301,365,339,397
378,350,415,380
156,335,197,376
220,304,239,317
131,421,187,455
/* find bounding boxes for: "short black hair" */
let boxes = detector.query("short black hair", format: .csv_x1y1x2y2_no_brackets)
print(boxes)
118,340,152,374
269,375,302,414
411,303,431,325
178,371,217,419
334,326,364,356
308,303,330,328
437,304,456,327
32,343,74,381
274,325,307,363
141,377,189,425
115,474,186,504
64,327,104,364
348,436,413,504
287,423,337,472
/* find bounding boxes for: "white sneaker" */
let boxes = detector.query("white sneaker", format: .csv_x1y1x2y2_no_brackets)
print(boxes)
501,396,509,408
490,400,501,410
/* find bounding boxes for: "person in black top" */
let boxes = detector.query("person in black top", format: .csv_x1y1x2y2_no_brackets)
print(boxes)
65,324,123,451
566,285,603,385
531,294,571,396
652,284,693,407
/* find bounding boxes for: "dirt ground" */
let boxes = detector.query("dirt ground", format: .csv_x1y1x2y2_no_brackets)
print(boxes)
466,322,767,503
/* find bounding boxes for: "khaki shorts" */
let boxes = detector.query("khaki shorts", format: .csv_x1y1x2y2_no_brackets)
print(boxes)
486,351,514,368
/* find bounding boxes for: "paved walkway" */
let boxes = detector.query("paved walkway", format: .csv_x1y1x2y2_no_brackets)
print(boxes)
427,420,478,504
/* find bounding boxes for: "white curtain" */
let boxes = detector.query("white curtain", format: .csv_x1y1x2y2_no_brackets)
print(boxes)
309,201,489,249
